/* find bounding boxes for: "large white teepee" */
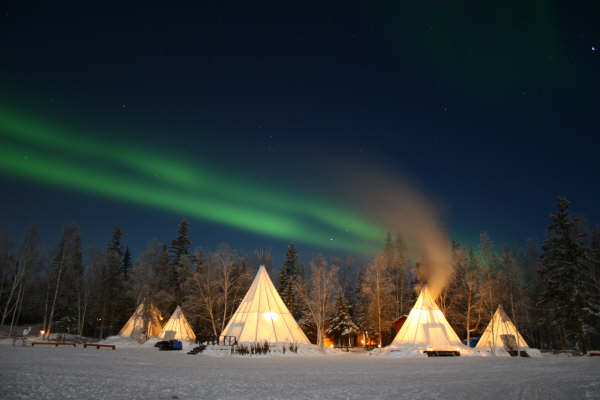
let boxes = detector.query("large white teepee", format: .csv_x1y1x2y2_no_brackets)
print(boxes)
159,305,196,342
388,287,463,351
220,265,310,344
475,305,529,353
119,302,163,343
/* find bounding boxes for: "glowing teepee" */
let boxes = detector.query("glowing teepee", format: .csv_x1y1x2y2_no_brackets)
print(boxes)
475,305,529,354
388,287,462,351
220,265,310,344
158,305,196,342
119,302,163,343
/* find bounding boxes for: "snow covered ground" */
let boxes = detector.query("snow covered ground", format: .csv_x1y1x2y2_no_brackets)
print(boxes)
1,344,599,399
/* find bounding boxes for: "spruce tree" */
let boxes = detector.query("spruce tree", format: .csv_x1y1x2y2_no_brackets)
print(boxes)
169,219,192,304
591,227,600,288
279,243,300,318
121,247,132,280
70,231,84,335
169,219,191,265
157,244,171,289
354,263,369,334
109,227,123,257
326,293,359,347
539,197,598,353
383,232,394,267
102,226,125,337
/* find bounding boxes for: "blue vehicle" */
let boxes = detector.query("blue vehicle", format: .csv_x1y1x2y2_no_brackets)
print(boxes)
155,340,183,351
463,337,480,348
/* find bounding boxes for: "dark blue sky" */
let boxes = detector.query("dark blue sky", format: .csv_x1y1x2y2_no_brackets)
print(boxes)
1,2,599,262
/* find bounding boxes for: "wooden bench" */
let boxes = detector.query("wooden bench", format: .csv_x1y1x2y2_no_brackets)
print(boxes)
588,351,600,357
424,350,460,357
83,343,116,350
31,342,76,348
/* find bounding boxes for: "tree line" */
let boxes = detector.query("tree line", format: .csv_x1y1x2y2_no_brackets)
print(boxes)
0,197,598,352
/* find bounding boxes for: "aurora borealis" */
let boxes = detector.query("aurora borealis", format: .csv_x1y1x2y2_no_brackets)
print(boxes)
0,2,599,259
0,109,385,254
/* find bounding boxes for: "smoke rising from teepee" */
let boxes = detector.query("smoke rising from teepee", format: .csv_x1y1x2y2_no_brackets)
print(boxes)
334,165,452,299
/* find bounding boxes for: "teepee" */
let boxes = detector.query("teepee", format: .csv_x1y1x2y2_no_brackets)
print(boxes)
119,302,163,343
476,305,529,354
159,306,196,342
388,287,463,351
220,265,310,344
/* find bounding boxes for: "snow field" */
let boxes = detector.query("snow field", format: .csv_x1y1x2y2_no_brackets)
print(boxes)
0,344,599,400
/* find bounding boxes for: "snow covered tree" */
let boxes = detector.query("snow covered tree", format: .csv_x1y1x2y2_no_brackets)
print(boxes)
352,263,374,344
326,293,359,347
539,197,599,353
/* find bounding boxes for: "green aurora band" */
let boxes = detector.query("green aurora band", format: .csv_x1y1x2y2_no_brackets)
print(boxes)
0,110,386,253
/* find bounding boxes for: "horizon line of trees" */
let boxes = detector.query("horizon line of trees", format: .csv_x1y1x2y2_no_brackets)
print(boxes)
0,197,598,352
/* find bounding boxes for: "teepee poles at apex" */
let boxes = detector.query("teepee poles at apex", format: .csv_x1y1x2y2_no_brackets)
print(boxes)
220,265,310,344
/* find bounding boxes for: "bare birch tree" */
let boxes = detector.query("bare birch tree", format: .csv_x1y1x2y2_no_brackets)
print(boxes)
296,255,339,350
361,255,394,346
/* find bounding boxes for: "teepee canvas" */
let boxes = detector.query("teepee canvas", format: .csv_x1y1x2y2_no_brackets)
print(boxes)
388,287,463,351
220,265,310,344
119,302,163,343
159,305,196,342
476,305,529,354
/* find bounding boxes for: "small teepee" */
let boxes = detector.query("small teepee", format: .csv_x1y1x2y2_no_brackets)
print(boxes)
119,302,163,343
220,265,310,344
388,287,463,351
159,306,196,342
476,305,529,354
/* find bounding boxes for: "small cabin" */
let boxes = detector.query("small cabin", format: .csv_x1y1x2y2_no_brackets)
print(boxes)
393,316,408,335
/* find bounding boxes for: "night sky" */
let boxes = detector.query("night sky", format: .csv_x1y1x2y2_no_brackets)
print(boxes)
1,2,599,262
